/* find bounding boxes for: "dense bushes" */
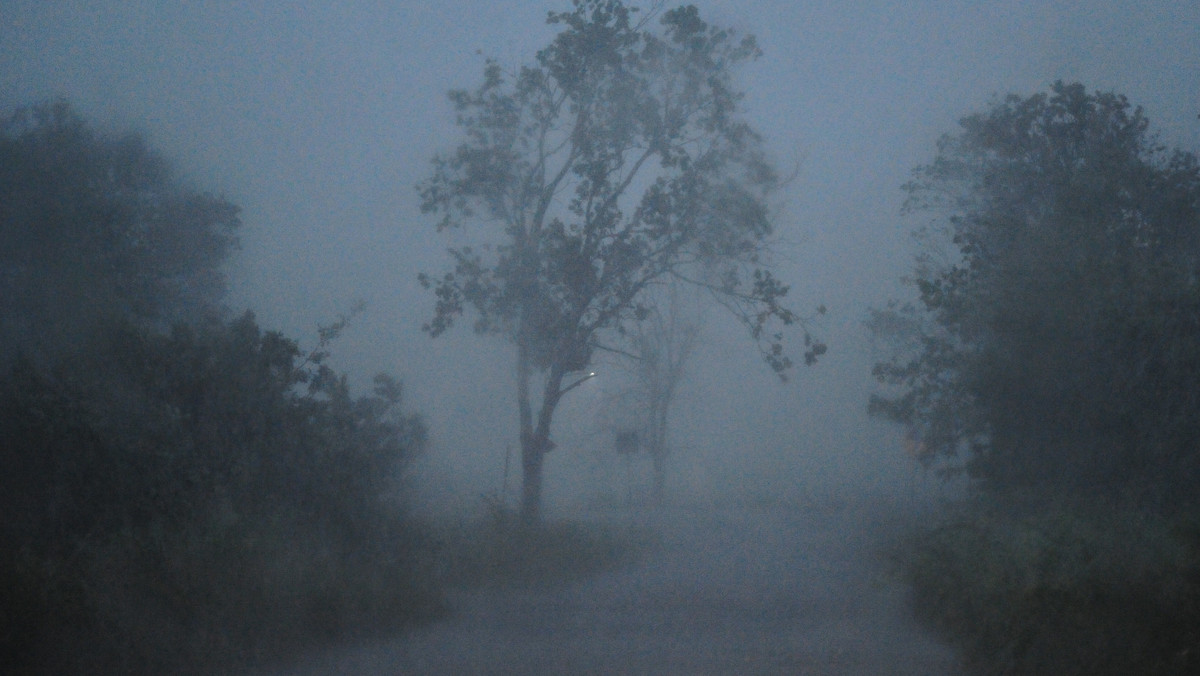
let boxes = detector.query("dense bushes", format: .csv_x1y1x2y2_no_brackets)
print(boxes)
0,313,440,674
873,83,1200,673
0,103,445,671
893,495,1200,675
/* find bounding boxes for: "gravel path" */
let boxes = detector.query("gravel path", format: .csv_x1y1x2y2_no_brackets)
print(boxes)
262,495,962,675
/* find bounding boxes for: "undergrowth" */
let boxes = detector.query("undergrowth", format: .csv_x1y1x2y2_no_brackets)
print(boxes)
1,511,445,675
891,492,1200,675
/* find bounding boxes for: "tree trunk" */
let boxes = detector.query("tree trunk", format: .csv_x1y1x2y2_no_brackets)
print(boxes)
520,438,545,522
647,390,670,506
516,339,566,524
651,451,666,505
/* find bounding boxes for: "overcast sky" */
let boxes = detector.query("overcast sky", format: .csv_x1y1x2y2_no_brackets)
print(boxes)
4,1,1198,509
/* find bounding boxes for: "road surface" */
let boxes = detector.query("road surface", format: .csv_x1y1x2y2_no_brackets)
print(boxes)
261,494,962,675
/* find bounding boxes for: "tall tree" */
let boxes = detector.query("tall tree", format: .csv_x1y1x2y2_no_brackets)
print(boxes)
419,1,823,521
0,100,240,365
871,82,1200,503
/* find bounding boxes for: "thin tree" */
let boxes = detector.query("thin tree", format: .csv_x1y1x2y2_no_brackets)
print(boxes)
418,1,824,521
629,280,700,504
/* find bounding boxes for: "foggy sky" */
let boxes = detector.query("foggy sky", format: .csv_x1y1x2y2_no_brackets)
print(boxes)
4,1,1197,510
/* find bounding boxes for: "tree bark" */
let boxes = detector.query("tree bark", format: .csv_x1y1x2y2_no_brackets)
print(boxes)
516,339,566,524
646,387,670,506
520,439,545,523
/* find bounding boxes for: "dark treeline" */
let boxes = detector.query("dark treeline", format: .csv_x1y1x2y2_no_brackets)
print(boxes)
0,101,439,674
871,81,1200,509
873,83,1200,674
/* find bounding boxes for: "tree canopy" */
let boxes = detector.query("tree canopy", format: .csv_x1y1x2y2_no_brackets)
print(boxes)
0,100,240,365
418,0,823,519
0,102,436,672
870,82,1200,504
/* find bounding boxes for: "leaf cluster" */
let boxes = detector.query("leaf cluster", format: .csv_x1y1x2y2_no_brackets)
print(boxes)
0,313,432,673
894,496,1200,674
0,102,438,674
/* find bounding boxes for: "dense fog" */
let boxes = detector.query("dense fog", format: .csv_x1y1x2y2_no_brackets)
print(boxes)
4,1,1198,673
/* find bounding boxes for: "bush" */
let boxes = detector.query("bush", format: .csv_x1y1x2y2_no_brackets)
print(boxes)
0,102,440,673
893,493,1200,675
0,314,440,674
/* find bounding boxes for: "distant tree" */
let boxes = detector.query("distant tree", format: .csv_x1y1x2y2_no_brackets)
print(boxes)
418,0,824,521
0,100,240,365
625,280,700,504
870,82,1200,503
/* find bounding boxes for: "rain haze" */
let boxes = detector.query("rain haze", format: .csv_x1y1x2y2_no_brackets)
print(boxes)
4,1,1199,673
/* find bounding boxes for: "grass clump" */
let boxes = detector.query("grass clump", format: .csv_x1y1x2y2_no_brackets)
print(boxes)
893,492,1200,675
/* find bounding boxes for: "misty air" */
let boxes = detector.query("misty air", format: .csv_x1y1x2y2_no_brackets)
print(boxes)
3,2,1199,674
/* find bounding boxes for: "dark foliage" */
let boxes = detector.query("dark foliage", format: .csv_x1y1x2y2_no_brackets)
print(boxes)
0,100,239,366
0,314,433,674
870,82,1200,504
0,101,437,674
1,313,425,552
893,496,1200,675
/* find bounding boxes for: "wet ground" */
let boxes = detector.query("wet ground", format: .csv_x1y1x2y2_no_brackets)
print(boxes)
262,494,962,675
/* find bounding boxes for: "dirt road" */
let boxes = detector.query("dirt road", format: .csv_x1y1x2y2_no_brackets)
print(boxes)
263,495,962,675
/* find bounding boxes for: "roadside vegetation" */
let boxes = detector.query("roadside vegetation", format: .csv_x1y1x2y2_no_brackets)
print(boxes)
872,83,1200,674
889,494,1200,675
0,101,441,674
0,100,652,675
0,311,444,675
433,496,656,589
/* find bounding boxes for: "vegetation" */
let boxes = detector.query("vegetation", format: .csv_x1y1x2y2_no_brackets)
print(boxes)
622,282,701,504
418,0,824,521
0,103,439,674
0,98,653,674
875,84,1200,673
890,495,1200,675
434,495,655,588
870,82,1200,504
0,100,239,367
0,312,441,674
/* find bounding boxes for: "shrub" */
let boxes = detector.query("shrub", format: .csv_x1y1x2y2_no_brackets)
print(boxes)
894,493,1200,675
0,314,439,674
